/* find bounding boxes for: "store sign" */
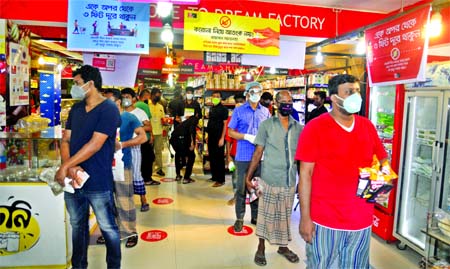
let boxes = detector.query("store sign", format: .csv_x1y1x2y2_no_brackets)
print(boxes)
121,0,199,4
184,10,280,55
67,0,150,54
204,52,241,65
152,198,174,205
366,6,431,86
138,69,161,76
227,225,253,236
161,65,195,74
140,230,168,242
263,67,289,75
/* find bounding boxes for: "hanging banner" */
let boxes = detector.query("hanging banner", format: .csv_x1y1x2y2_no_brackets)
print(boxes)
0,20,6,55
366,6,431,86
184,10,280,56
8,43,30,107
83,52,140,87
67,0,150,54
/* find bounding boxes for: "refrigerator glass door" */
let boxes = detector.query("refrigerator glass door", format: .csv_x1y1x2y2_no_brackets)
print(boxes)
369,86,396,161
438,92,450,213
396,92,441,253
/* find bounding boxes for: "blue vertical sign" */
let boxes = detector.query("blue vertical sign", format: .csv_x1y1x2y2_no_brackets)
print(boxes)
67,0,150,54
40,73,61,127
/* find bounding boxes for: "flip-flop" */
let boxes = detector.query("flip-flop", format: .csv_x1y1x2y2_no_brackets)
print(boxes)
254,252,267,266
183,178,195,184
125,234,138,248
277,249,299,263
145,180,161,186
96,236,105,244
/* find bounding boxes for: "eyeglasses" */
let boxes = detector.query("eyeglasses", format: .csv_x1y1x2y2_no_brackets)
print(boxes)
248,88,261,95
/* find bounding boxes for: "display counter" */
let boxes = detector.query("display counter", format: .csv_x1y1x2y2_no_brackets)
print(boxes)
0,126,85,268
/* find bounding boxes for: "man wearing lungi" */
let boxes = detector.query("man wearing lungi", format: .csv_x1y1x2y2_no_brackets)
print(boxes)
245,90,302,266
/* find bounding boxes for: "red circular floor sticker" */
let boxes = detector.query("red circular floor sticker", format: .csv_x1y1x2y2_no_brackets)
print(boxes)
152,197,174,205
160,178,175,182
141,230,168,242
227,225,253,236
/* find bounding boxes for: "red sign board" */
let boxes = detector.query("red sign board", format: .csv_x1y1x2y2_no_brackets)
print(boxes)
160,178,176,182
227,225,253,236
152,197,174,205
366,6,431,86
141,230,168,242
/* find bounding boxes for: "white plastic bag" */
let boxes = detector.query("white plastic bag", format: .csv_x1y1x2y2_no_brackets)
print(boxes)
112,149,125,182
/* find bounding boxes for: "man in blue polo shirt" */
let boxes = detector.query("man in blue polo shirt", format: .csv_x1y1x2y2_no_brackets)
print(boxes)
228,81,271,232
55,65,121,269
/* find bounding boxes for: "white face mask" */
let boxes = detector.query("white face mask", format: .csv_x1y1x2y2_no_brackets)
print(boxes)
122,98,132,108
249,94,261,103
71,82,89,99
186,93,193,100
335,92,362,114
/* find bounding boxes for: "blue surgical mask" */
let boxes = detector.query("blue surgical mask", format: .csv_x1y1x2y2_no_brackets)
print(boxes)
335,93,362,114
71,82,89,99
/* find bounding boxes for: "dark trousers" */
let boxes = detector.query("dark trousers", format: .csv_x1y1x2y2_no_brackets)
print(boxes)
208,136,225,183
140,141,155,182
175,149,195,179
235,161,260,220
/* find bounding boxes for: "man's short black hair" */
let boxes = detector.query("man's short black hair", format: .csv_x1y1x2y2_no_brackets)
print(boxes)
234,92,245,101
314,91,327,100
211,91,222,98
121,87,136,98
185,87,194,93
72,65,103,91
261,92,273,101
151,87,161,96
139,89,150,98
328,74,359,95
104,88,121,101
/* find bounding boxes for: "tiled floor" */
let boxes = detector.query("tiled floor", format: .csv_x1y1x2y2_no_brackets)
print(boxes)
87,151,423,269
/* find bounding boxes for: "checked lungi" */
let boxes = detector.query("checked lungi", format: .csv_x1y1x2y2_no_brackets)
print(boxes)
131,145,146,195
256,180,296,246
114,169,137,238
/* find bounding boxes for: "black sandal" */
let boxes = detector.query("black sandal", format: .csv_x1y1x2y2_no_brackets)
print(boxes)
254,252,267,266
125,234,138,248
96,236,105,244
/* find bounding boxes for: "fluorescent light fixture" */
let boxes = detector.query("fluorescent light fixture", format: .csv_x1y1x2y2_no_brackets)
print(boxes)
161,24,174,43
157,2,173,18
315,47,323,64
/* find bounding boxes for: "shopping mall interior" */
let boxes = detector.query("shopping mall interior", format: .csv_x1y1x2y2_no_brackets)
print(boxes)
1,0,450,268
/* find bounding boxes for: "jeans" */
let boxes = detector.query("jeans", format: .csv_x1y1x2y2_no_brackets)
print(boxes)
235,161,260,220
65,190,121,269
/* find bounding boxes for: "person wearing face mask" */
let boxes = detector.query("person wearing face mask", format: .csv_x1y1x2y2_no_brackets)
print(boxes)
295,74,391,269
54,65,121,269
225,93,246,205
135,89,157,185
260,92,274,115
149,88,166,177
168,88,185,128
245,90,302,266
206,91,229,187
184,87,202,119
305,91,328,124
228,81,271,232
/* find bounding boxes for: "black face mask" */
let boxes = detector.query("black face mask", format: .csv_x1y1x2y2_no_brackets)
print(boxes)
278,103,293,117
143,99,149,104
153,96,161,103
261,100,271,107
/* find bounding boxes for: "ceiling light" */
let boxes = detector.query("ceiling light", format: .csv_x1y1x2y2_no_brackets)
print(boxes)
245,73,252,80
428,10,442,38
161,23,174,43
356,37,365,55
157,2,173,18
165,55,173,65
38,55,45,65
315,47,323,64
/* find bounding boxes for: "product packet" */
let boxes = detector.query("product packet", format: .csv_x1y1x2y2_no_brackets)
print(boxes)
356,155,397,202
249,177,264,203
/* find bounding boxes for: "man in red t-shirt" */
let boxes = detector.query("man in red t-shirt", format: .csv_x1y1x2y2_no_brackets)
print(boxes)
295,74,390,269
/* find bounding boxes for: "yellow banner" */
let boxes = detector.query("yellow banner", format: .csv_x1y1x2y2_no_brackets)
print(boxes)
0,19,6,54
184,11,280,56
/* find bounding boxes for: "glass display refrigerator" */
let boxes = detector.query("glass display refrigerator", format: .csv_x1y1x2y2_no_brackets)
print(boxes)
368,85,405,242
394,88,450,256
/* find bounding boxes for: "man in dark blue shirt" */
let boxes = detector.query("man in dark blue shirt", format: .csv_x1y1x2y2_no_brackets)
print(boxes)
55,65,121,269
